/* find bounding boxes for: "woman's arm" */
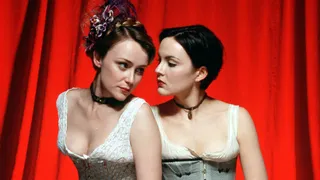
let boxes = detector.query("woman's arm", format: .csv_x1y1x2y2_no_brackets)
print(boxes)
130,104,162,180
237,107,268,180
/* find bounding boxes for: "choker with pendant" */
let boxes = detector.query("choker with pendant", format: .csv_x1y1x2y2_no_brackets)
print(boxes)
173,94,207,120
90,83,124,106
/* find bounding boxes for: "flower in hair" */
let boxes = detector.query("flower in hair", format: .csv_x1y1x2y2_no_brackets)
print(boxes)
86,5,117,50
102,5,115,23
84,0,137,53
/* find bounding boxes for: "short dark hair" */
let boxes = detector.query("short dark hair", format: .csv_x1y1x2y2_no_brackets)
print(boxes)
159,25,223,90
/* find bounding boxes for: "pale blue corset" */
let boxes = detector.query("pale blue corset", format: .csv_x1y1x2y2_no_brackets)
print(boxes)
162,158,237,180
151,104,240,180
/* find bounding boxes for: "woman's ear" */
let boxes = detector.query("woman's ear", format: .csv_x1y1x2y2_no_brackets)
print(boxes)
93,52,102,68
195,66,208,82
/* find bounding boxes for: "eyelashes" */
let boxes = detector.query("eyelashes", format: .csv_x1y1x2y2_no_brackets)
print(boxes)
135,68,145,75
118,62,145,75
118,62,128,69
168,62,176,67
157,58,177,67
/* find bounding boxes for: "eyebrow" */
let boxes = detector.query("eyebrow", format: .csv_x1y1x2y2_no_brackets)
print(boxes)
158,53,180,61
118,58,132,64
165,56,180,61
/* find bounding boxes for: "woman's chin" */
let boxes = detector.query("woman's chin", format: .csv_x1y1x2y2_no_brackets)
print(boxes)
157,88,172,96
113,91,132,101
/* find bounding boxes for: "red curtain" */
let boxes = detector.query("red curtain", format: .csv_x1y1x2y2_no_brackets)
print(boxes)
0,0,319,179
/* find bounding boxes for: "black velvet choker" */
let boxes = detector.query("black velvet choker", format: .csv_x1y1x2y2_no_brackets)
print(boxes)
90,83,124,106
173,94,207,120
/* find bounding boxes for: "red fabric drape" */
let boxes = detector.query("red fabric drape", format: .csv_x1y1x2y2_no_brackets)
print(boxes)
0,0,319,179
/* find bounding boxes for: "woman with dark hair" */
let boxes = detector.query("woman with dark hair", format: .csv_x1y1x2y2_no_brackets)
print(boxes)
152,25,267,179
56,0,161,179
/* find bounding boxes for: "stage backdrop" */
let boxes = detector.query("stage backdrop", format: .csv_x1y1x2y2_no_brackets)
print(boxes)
0,0,319,179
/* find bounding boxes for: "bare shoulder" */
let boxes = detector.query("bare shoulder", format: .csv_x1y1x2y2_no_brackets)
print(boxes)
65,88,83,101
56,88,81,107
238,107,253,122
236,106,258,141
131,101,160,135
65,88,89,106
135,103,154,120
238,107,255,128
206,98,230,113
131,101,160,145
56,88,85,120
130,102,162,179
236,106,267,179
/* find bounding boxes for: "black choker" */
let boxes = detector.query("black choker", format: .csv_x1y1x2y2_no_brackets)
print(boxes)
90,83,123,106
173,94,207,120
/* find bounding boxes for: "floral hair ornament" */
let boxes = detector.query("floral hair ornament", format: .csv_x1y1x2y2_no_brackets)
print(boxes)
84,0,137,52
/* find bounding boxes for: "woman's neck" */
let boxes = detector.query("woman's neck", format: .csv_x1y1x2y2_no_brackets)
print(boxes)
173,89,206,109
93,75,112,98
